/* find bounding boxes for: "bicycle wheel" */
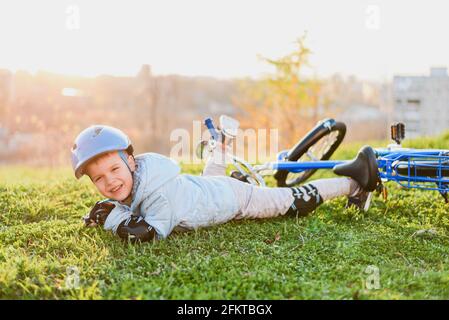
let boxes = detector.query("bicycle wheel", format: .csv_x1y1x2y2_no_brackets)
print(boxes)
274,119,346,187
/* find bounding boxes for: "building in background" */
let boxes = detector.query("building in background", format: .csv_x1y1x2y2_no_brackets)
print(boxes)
393,67,449,138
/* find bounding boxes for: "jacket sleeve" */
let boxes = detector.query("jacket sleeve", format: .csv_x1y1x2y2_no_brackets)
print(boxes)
139,192,176,239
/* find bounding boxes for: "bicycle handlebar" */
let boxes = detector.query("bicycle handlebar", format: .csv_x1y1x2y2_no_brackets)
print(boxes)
204,118,221,141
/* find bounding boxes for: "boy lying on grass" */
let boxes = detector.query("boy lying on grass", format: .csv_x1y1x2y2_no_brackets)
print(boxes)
72,125,379,243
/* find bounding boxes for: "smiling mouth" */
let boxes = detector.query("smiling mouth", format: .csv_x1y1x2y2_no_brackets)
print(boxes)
110,184,123,193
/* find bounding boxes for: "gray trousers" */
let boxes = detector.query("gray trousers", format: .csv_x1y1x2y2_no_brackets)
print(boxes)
202,147,361,221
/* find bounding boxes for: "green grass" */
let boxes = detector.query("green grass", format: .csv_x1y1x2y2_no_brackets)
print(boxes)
1,134,449,299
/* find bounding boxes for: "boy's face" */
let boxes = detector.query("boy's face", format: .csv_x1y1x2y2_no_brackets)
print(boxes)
85,151,136,201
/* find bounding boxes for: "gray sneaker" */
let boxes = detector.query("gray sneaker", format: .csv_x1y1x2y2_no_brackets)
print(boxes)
347,190,373,212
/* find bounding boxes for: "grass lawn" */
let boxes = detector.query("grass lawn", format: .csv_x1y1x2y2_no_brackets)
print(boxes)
1,135,449,299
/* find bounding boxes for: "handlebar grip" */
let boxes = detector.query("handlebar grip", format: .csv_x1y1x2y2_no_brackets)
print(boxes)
204,118,220,141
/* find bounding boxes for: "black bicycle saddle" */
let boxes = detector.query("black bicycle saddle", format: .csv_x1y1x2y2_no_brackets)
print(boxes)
333,145,380,192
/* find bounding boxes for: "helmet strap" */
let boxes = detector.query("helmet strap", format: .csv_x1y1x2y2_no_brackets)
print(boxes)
118,150,133,173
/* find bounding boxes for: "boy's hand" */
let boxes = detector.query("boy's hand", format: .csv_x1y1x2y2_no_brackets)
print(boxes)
83,200,116,227
85,219,98,228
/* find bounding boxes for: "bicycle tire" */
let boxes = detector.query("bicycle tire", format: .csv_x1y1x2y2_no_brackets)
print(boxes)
274,119,346,187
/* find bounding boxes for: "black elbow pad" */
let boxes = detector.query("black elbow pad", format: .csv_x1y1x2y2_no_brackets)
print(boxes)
116,216,157,243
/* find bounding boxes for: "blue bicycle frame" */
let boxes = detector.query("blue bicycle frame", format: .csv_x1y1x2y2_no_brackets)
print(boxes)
269,148,449,195
203,117,449,199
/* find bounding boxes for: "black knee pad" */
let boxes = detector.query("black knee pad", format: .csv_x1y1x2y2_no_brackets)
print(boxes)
286,184,323,217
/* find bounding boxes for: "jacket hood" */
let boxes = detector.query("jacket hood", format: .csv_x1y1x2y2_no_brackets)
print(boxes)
130,153,181,211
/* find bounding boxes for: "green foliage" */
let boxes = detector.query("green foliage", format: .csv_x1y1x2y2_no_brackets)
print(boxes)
1,135,449,299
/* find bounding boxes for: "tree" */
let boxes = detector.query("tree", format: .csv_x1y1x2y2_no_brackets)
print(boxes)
234,35,322,149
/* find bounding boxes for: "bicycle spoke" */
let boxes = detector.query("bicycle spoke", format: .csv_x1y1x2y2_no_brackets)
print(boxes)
306,150,319,161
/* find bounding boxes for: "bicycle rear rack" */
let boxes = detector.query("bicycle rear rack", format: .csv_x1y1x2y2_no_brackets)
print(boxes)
377,152,449,201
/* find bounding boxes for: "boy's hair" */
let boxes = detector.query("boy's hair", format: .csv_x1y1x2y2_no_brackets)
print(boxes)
85,146,134,177
124,145,134,156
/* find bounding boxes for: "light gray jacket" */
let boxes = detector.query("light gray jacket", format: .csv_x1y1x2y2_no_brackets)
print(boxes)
103,153,239,239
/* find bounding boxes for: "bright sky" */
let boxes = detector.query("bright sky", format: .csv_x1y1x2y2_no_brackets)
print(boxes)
1,0,448,80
